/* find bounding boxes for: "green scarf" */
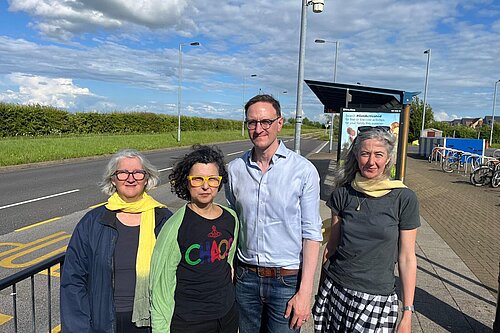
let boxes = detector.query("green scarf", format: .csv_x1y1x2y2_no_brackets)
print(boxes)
351,172,407,197
106,192,166,327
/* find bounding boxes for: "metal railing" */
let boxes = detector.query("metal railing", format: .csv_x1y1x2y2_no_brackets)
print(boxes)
0,252,65,333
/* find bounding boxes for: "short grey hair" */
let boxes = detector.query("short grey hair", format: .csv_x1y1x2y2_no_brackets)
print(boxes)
335,128,397,187
100,149,160,195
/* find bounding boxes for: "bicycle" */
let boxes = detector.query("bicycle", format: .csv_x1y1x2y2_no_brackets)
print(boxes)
428,144,448,164
463,147,484,174
441,149,466,173
470,158,500,187
492,169,500,188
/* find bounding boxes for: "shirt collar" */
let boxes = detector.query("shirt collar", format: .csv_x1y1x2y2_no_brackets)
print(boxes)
245,140,288,166
274,140,288,158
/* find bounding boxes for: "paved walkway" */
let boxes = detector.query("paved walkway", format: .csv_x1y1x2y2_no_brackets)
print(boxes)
302,152,498,332
405,154,500,295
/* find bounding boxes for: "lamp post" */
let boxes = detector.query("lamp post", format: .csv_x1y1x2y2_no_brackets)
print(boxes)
177,41,200,142
421,48,431,135
242,74,258,136
278,90,287,101
314,39,339,82
489,79,500,146
278,90,287,117
315,38,339,153
294,0,324,154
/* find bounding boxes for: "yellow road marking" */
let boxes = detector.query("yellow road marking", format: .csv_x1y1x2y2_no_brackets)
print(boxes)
0,233,69,269
0,232,67,258
89,202,106,209
0,313,13,325
38,262,63,277
0,244,68,269
15,217,61,232
51,324,61,332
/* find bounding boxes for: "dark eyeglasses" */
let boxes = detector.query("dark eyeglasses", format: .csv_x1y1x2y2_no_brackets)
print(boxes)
114,170,148,181
187,175,223,188
245,117,280,130
357,126,391,133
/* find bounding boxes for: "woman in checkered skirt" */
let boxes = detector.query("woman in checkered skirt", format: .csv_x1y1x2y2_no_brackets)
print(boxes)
313,126,420,332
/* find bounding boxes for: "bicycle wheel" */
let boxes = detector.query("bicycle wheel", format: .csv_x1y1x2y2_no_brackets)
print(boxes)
491,170,500,188
442,157,456,173
470,166,491,186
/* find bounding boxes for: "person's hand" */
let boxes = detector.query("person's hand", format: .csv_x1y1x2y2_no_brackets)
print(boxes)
396,313,412,333
284,290,311,330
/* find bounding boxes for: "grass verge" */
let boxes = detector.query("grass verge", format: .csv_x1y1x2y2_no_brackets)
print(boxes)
0,128,322,167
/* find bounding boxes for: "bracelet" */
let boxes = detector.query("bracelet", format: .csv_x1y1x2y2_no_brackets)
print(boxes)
401,305,415,313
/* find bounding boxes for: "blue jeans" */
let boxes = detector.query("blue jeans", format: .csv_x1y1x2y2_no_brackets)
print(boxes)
235,265,300,333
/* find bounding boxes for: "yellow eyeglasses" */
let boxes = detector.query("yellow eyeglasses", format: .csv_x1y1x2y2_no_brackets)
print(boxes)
187,175,223,188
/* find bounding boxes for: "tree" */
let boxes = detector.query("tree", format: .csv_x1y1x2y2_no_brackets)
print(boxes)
409,96,434,142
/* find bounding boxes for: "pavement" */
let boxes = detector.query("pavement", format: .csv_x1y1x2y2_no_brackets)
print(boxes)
300,151,498,333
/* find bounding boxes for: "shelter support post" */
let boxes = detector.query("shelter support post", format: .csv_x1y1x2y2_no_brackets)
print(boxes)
397,91,419,181
396,102,411,181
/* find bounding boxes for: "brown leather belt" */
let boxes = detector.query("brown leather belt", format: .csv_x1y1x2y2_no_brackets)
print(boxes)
238,261,299,278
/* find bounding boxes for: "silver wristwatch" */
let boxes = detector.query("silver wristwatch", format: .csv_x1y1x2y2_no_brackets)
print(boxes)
401,305,415,313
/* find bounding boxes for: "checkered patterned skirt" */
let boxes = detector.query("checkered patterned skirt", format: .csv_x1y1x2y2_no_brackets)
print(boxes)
313,276,399,333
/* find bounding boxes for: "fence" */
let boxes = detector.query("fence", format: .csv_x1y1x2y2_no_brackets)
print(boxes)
0,253,65,333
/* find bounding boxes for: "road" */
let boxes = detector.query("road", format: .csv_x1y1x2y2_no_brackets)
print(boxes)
0,138,326,235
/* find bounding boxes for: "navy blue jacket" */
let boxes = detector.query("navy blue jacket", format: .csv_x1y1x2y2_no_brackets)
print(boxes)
60,205,172,333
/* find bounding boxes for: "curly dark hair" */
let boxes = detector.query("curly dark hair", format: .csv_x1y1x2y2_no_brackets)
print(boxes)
169,144,228,201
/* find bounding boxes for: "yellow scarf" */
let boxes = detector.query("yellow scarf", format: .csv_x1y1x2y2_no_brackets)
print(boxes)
106,192,166,327
351,172,407,197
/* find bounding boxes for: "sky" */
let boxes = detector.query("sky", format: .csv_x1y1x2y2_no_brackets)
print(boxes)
0,0,499,123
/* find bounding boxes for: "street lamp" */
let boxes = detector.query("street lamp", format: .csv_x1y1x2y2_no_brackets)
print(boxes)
315,38,339,153
489,79,500,146
278,90,287,100
314,39,339,82
421,48,431,134
177,41,200,142
242,74,258,136
294,0,324,154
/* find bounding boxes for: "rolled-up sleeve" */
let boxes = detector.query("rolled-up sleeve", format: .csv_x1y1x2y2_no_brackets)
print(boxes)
300,165,323,241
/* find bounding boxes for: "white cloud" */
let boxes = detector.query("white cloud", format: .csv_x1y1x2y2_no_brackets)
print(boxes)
2,0,500,121
7,0,188,40
433,111,461,122
0,73,93,109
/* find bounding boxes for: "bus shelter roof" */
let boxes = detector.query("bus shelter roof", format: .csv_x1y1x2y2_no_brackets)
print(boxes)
305,79,415,113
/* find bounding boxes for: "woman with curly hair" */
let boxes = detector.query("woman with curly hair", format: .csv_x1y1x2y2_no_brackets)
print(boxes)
150,145,239,333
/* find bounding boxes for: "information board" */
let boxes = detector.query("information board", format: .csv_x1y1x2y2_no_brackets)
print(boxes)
338,108,402,177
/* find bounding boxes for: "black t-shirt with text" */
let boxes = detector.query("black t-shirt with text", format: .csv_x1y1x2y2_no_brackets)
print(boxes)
174,206,236,321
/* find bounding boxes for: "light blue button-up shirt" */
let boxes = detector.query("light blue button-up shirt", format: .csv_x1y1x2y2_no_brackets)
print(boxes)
226,141,322,269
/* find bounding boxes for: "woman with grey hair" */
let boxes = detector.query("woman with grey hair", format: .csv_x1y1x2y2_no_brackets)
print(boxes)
313,126,420,333
61,149,173,333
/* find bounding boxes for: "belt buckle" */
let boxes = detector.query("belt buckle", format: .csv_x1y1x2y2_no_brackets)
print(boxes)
257,266,279,278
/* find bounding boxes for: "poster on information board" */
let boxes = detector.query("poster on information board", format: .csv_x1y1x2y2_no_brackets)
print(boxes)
338,108,402,176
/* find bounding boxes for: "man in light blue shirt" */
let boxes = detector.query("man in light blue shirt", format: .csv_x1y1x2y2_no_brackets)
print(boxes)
226,94,322,332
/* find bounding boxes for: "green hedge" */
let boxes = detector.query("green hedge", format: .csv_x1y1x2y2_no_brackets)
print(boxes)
0,103,241,137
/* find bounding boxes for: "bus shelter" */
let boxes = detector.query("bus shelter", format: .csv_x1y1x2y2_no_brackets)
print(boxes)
305,80,419,181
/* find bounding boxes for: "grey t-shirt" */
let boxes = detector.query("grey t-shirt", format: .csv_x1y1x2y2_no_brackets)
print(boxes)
326,184,420,295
